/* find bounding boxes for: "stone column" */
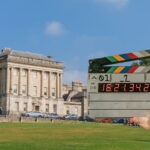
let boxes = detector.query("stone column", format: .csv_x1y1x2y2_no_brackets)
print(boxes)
27,69,31,96
41,71,43,97
18,68,22,95
59,73,62,98
3,68,7,94
56,72,59,99
48,72,51,98
10,68,13,94
6,67,10,94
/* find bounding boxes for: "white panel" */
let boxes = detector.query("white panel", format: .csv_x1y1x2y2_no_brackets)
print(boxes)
90,102,150,109
134,67,145,73
111,74,144,83
89,93,150,101
88,73,111,83
89,110,150,118
146,74,150,82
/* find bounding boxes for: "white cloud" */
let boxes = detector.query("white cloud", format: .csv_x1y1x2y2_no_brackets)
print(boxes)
94,0,129,7
63,70,87,85
45,21,65,36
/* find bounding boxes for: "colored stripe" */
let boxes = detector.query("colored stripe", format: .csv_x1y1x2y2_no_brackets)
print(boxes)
120,66,132,73
133,52,143,58
120,54,131,60
113,66,125,73
140,51,150,57
113,55,125,61
134,66,145,73
140,67,150,73
107,66,118,73
127,66,138,73
126,53,138,59
106,56,118,63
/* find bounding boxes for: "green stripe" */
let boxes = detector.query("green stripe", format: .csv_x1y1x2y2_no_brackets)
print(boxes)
107,66,118,73
106,56,118,63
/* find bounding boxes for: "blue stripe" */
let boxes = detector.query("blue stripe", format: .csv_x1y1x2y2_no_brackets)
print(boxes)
121,66,132,73
120,54,131,60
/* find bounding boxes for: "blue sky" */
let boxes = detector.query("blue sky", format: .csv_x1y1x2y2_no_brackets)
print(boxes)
0,0,150,84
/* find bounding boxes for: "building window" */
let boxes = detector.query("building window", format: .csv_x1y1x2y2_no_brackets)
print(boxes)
32,103,35,111
13,84,18,94
45,104,49,113
24,103,28,112
43,72,48,80
15,102,19,112
75,107,78,115
44,87,48,96
52,88,56,97
13,69,18,76
66,110,70,114
66,107,70,114
22,69,27,76
51,73,56,80
53,104,57,113
22,85,27,95
33,86,37,96
33,71,38,79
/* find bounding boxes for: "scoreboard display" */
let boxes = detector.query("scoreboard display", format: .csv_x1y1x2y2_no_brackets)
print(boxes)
88,50,150,118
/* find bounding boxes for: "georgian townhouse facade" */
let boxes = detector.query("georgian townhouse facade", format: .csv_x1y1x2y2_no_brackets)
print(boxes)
0,48,64,115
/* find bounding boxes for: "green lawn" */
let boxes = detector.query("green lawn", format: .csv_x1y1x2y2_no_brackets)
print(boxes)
0,122,150,150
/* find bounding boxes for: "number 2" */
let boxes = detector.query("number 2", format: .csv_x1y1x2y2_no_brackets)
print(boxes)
124,75,130,82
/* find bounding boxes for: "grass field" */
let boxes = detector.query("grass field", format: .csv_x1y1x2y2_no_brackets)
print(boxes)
0,122,150,150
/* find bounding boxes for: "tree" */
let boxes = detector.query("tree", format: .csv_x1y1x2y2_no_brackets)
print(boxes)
131,58,150,66
139,58,150,66
131,62,139,66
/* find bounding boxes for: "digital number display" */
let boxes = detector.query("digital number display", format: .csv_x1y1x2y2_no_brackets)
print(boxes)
98,83,150,92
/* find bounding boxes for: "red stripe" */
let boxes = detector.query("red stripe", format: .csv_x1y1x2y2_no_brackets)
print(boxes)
126,53,138,59
127,66,139,73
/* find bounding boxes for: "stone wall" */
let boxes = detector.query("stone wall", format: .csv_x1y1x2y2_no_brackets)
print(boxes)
0,115,66,123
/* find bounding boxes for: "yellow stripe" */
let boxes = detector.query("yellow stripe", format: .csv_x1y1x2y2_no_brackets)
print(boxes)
114,66,125,73
113,55,125,61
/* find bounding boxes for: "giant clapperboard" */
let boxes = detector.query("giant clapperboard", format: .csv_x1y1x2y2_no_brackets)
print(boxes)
88,50,150,118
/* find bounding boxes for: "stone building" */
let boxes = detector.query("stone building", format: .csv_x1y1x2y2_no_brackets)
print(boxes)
63,81,88,117
0,48,64,115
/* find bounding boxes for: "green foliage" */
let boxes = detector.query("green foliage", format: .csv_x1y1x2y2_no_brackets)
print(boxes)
139,58,150,66
0,122,150,150
131,58,150,66
131,62,140,66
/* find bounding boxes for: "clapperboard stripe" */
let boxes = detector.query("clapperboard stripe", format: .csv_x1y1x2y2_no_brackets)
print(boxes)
106,56,117,63
133,51,143,58
107,66,118,73
89,49,150,73
127,66,139,73
120,66,132,73
134,66,145,73
114,66,125,73
120,54,131,60
141,67,150,73
126,53,138,59
113,55,125,61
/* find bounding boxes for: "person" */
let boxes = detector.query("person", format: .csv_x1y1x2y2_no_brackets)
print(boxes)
132,116,150,130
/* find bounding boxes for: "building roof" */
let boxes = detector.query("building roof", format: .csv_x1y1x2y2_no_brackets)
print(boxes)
72,92,84,98
0,48,53,61
63,91,86,101
63,93,69,101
